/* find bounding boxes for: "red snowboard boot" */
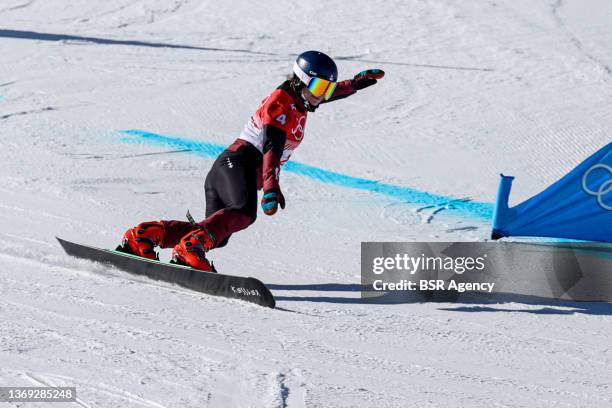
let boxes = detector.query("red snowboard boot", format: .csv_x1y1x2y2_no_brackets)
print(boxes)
171,227,216,272
117,221,166,260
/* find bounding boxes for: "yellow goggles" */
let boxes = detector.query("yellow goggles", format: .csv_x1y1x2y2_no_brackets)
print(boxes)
307,77,337,100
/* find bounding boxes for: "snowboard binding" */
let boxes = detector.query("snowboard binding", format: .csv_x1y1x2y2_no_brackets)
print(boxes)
117,221,166,260
171,227,217,273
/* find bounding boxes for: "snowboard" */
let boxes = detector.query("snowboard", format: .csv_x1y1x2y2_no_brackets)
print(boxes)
57,237,275,308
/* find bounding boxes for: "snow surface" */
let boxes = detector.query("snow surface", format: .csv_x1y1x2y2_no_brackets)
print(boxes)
1,0,611,407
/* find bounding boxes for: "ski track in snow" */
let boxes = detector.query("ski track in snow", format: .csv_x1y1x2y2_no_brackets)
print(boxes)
550,0,612,76
1,0,611,407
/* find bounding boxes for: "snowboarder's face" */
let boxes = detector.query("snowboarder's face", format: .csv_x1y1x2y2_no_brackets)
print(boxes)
301,87,324,107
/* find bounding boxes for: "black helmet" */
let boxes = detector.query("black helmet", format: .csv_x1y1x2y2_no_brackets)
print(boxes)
293,50,338,84
292,51,338,112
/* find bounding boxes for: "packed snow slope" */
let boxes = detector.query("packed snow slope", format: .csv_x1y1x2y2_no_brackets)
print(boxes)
1,1,611,407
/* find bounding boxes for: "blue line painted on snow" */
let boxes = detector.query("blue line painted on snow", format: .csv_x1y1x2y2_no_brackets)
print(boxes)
119,129,494,220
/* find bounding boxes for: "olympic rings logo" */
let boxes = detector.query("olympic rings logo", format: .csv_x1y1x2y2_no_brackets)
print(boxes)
582,163,612,211
291,115,306,141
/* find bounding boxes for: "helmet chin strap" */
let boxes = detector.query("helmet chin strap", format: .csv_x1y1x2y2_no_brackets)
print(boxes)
299,87,319,112
290,76,319,112
302,98,318,112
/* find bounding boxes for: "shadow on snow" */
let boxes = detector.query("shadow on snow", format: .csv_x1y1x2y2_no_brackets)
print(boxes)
0,29,276,55
269,282,612,315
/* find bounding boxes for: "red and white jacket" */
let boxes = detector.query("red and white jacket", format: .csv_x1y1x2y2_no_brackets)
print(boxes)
232,79,356,191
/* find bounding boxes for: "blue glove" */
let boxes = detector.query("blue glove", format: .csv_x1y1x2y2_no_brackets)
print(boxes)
261,189,286,216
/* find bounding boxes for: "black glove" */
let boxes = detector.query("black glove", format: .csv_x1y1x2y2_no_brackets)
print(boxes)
352,69,385,90
261,188,286,216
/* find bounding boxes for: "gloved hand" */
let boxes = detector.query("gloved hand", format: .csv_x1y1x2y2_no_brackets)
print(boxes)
352,69,385,90
261,188,286,215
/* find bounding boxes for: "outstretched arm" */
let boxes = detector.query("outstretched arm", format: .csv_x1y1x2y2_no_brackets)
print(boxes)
324,69,385,103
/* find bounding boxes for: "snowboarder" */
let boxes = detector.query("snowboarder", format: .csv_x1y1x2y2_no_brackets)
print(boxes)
117,50,385,272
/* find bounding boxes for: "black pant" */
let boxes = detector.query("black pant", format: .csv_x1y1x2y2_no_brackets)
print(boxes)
203,143,260,247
